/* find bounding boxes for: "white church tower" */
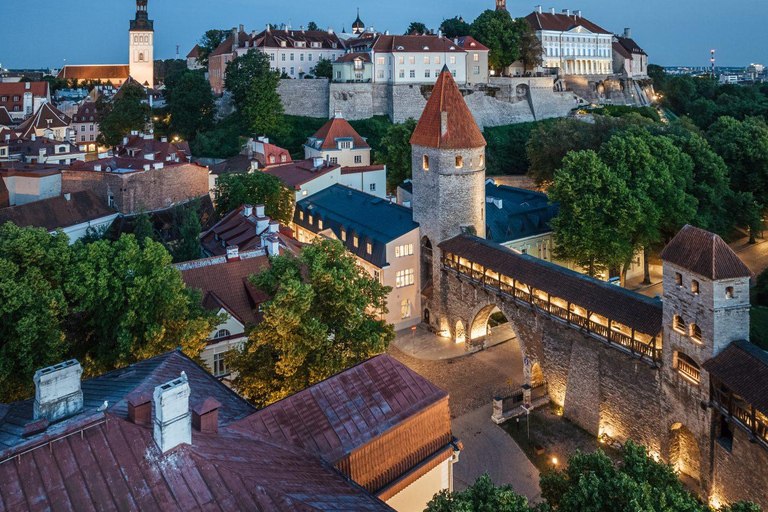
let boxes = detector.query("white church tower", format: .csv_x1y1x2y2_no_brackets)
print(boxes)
129,0,154,88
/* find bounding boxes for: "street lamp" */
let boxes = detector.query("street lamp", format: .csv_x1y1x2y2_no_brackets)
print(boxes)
551,457,558,470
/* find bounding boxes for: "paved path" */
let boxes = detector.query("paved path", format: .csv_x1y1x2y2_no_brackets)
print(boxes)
453,404,541,502
392,324,516,361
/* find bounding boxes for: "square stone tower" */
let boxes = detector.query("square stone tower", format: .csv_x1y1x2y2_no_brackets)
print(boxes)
129,0,154,88
658,225,753,489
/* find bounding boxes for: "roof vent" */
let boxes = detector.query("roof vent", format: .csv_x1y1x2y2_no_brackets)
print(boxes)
33,360,83,422
192,398,221,434
153,372,191,453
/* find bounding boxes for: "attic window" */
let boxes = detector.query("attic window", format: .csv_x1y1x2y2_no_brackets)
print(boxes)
341,229,347,241
423,46,430,51
353,236,359,248
450,46,456,50
366,242,372,254
397,46,405,50
318,219,323,230
280,41,287,47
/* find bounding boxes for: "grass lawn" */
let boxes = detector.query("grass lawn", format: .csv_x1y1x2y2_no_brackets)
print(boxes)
500,403,622,474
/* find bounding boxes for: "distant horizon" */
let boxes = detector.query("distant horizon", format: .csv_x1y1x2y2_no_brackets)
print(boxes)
2,0,767,69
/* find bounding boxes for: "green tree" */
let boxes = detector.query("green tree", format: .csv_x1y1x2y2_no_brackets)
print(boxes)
225,50,284,138
132,209,157,247
97,82,151,147
165,70,216,140
66,235,219,375
647,64,668,90
228,239,394,406
406,21,428,35
190,114,244,158
377,118,417,191
0,224,71,401
311,58,333,79
214,171,294,225
518,19,543,72
169,200,202,263
197,29,229,67
307,21,319,31
426,474,533,512
470,10,526,73
440,17,471,38
549,150,641,277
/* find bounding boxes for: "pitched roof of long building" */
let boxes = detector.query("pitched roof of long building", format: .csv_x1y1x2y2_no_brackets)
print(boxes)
410,66,485,150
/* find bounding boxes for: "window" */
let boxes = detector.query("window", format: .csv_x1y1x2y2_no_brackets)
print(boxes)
308,214,313,225
318,219,323,230
479,154,485,167
473,66,480,75
282,54,286,61
692,280,699,294
399,69,405,79
673,315,686,334
425,70,430,78
398,56,405,64
690,324,702,343
423,56,430,64
435,56,441,64
339,141,352,149
377,57,385,65
353,236,359,248
675,272,683,287
213,329,231,339
369,183,376,192
354,155,362,164
473,53,480,62
409,56,416,65
455,155,463,168
373,270,380,281
450,56,456,64
290,67,295,75
341,229,347,241
108,194,115,208
330,157,338,164
726,286,734,299
366,242,372,254
396,269,415,288
213,352,228,377
377,70,385,79
300,53,304,61
401,299,412,319
270,53,275,61
422,154,429,170
290,53,295,61
410,70,416,78
395,244,414,258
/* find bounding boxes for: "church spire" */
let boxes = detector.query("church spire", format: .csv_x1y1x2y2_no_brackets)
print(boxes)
130,0,154,31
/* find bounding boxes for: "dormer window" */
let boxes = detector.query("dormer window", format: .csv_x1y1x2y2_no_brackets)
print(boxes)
308,214,313,225
281,154,287,162
269,156,275,164
318,219,323,230
366,242,372,254
341,229,347,241
299,210,304,220
353,236,359,248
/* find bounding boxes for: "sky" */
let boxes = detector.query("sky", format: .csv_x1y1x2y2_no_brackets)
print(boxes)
2,0,767,70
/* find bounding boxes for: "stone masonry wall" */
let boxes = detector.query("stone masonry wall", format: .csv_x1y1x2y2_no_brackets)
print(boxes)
711,427,768,509
329,83,374,120
278,79,329,118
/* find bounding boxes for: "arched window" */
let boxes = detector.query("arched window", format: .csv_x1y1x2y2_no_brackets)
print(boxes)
138,53,144,62
673,315,686,334
213,329,231,339
691,280,699,294
690,324,702,343
422,154,429,171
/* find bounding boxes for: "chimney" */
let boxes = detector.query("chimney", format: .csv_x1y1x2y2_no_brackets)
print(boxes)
536,5,543,13
334,109,343,119
313,156,324,168
143,164,151,171
575,10,582,17
300,25,305,33
33,360,83,422
269,221,280,234
624,28,631,38
152,372,191,453
266,23,271,32
239,24,244,33
438,29,443,38
243,204,254,217
192,398,221,434
128,392,152,425
440,111,449,138
161,136,168,143
153,162,164,170
328,27,334,34
550,7,556,14
265,235,280,256
31,133,36,141
562,9,570,15
255,204,266,217
226,246,240,261
493,198,503,209
123,136,129,145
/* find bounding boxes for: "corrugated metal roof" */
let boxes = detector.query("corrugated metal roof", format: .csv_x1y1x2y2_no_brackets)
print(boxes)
439,234,663,335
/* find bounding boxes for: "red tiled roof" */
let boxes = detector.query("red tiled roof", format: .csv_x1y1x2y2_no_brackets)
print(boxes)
17,102,71,137
187,44,200,58
265,159,340,189
0,190,114,232
57,64,131,81
440,234,663,336
370,34,464,54
525,11,611,34
181,255,272,326
336,52,372,63
455,36,489,52
115,133,190,163
255,141,293,167
341,164,385,175
658,225,753,280
311,115,369,150
703,340,768,414
0,82,49,114
252,29,345,51
0,106,13,126
410,67,486,149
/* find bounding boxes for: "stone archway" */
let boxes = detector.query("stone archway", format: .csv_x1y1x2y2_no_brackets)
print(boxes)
531,362,544,387
670,423,701,483
455,320,466,344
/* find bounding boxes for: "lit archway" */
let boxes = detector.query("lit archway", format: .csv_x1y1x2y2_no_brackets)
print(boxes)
670,423,701,483
455,320,466,344
531,362,544,387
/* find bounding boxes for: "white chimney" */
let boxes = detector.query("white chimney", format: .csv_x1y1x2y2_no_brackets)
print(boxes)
153,372,191,453
25,82,31,90
438,29,443,38
143,164,151,171
624,28,631,38
550,7,556,14
33,360,83,422
153,163,164,170
94,164,102,171
123,136,129,145
493,198,503,209
536,5,543,13
269,221,280,234
328,27,334,34
562,9,570,15
243,204,254,217
226,246,240,260
161,136,168,143
31,133,36,141
265,235,280,256
255,204,266,217
313,156,324,168
575,10,582,17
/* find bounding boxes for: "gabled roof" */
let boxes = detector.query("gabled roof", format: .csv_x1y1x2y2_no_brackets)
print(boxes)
265,158,340,189
57,64,131,81
0,82,49,114
210,30,251,57
370,34,464,54
0,190,114,232
309,114,370,150
251,29,345,51
484,182,558,244
703,340,768,414
525,11,611,34
17,102,71,137
410,66,486,149
612,41,632,59
335,52,372,63
616,36,647,56
658,225,753,280
71,101,100,123
180,254,272,326
439,234,663,336
0,106,13,126
455,36,490,52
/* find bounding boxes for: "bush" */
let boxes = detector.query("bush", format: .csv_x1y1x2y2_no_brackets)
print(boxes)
485,121,551,176
588,105,661,123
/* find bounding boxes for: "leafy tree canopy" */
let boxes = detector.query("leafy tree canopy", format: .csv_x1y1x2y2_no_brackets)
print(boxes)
307,21,319,31
197,29,229,67
406,21,429,35
214,171,294,225
165,70,216,140
225,50,285,138
228,239,394,406
97,82,150,147
311,58,333,79
376,118,417,192
440,17,471,38
470,10,527,72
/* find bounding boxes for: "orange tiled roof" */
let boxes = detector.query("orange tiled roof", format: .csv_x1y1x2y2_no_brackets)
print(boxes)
311,115,369,150
410,66,486,149
57,65,130,81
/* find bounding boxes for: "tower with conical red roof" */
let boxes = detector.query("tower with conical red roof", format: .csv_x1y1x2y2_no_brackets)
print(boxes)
411,66,486,245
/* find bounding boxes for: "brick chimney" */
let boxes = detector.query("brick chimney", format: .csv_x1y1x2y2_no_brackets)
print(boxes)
33,360,83,422
128,392,152,425
192,398,221,434
152,372,191,453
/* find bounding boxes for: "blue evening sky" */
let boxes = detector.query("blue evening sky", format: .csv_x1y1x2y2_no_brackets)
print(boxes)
2,0,766,69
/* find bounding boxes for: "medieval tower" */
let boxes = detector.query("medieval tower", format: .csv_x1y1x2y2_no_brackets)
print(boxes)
658,225,753,494
411,66,487,331
129,0,154,88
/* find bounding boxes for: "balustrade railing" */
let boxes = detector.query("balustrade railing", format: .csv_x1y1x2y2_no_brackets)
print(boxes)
677,358,701,383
